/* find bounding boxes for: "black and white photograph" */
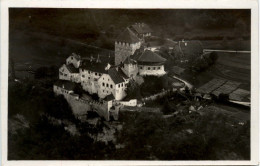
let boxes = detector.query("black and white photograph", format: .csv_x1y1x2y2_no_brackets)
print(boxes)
1,0,259,165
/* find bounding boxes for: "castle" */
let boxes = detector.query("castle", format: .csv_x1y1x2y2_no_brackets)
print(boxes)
53,23,167,120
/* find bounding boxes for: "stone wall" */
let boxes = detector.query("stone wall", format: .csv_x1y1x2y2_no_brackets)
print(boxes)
54,85,113,121
115,99,137,107
142,90,171,102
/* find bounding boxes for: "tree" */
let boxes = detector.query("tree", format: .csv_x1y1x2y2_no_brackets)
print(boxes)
126,79,142,100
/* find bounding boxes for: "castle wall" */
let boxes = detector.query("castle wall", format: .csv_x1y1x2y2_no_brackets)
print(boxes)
115,41,141,65
98,74,115,99
115,99,137,107
54,85,112,121
138,65,166,76
115,82,127,100
122,63,138,78
80,68,102,94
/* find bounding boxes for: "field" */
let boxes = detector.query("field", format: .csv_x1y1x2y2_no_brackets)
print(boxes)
192,52,251,91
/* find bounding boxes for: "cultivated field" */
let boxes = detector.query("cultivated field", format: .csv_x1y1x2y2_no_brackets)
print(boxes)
194,52,250,91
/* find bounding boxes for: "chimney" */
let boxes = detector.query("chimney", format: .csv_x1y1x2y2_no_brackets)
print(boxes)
90,55,94,62
105,63,111,70
96,54,101,63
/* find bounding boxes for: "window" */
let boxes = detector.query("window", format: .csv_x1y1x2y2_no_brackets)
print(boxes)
153,67,156,70
88,77,90,79
103,90,104,92
95,73,97,76
82,75,85,78
110,85,113,88
103,78,104,80
99,73,101,76
108,78,110,81
158,67,161,70
148,67,150,70
88,71,90,74
121,83,123,87
118,84,120,88
106,83,109,87
102,83,105,86
71,57,73,60
140,66,143,69
64,74,67,76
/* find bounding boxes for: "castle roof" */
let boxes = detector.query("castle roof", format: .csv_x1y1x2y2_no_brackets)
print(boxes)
130,23,153,34
66,64,79,73
54,80,76,91
108,67,127,84
131,49,166,64
123,56,137,65
116,28,140,43
81,60,107,74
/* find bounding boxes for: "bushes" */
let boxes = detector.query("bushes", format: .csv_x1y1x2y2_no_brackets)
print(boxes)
115,110,250,160
34,65,58,79
140,75,169,97
162,98,177,115
191,51,218,72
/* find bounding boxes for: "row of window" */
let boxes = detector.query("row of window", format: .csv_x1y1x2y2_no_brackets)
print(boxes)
102,83,113,89
101,82,126,89
60,72,68,77
140,66,161,70
81,70,102,76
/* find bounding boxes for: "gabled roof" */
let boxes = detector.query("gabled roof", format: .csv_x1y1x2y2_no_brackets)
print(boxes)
131,23,153,34
108,68,126,84
117,67,129,80
132,49,166,63
116,28,140,43
81,60,107,74
54,80,76,91
66,64,79,73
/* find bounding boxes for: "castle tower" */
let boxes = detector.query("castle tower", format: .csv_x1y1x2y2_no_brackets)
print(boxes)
122,57,138,78
115,28,141,65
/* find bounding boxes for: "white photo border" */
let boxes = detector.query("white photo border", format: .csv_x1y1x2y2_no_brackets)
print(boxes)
1,0,259,165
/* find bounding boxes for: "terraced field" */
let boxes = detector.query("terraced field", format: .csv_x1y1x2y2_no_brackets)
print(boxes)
194,52,251,91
